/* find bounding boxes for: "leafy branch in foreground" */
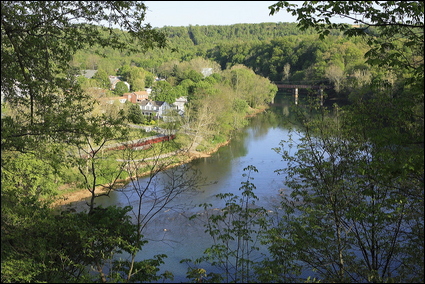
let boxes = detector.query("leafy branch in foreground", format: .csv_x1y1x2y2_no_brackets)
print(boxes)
183,165,269,283
1,1,168,151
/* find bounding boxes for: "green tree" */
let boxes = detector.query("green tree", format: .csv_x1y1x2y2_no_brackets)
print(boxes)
128,66,146,91
263,1,424,282
77,75,103,91
266,102,423,282
127,103,144,124
144,70,155,87
222,65,277,108
1,1,167,131
151,80,173,102
184,69,204,83
269,1,424,84
117,64,132,80
184,166,268,283
92,68,111,89
325,64,345,93
1,2,169,282
114,81,129,96
163,85,187,104
1,197,169,282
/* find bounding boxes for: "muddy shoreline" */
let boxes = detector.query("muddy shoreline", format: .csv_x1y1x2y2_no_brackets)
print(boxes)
52,106,267,211
52,141,230,210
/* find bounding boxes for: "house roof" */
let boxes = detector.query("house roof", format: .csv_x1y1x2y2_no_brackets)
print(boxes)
175,96,187,102
133,91,148,96
123,91,148,97
138,99,167,107
81,69,98,79
109,76,121,85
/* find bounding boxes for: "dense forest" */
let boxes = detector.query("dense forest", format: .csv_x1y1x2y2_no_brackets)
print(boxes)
1,1,423,283
73,21,370,98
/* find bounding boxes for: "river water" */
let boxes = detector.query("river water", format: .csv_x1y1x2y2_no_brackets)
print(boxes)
90,92,301,282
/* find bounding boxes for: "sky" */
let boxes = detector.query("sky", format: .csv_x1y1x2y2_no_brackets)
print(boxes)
143,1,299,28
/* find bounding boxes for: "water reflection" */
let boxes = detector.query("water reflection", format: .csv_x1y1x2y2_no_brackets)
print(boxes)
90,93,301,282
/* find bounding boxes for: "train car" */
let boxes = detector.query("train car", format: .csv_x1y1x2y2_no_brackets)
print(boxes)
82,135,176,159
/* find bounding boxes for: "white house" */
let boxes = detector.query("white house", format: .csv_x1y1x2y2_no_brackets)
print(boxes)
173,96,187,114
138,99,171,118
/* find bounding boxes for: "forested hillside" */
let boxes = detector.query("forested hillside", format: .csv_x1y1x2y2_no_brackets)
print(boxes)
162,22,319,45
73,21,371,101
73,22,321,72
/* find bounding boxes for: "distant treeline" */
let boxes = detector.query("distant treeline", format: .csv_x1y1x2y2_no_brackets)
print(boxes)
72,22,378,98
161,22,321,45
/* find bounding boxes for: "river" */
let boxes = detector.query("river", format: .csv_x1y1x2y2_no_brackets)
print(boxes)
89,91,302,282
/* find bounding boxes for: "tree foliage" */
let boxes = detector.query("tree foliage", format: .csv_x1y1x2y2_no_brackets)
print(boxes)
1,2,170,283
151,80,173,103
184,166,269,283
92,68,111,89
127,66,146,91
268,103,423,282
114,81,129,96
127,103,144,124
2,202,170,283
1,0,167,152
261,1,424,282
269,1,424,84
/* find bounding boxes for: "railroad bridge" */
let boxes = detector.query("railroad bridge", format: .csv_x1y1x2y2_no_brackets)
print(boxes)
274,81,332,105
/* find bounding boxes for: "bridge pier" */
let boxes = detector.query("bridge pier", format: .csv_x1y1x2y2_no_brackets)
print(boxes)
294,88,298,105
275,82,330,106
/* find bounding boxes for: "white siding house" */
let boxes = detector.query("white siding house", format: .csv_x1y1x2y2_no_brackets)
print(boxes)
173,96,187,114
138,99,171,118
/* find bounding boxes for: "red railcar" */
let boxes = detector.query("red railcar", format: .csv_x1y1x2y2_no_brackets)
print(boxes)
82,135,176,158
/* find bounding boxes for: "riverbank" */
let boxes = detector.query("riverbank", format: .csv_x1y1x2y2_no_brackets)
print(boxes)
52,140,230,210
52,106,267,210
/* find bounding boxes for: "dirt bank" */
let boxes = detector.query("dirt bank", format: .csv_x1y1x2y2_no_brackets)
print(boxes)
53,106,266,210
52,141,230,209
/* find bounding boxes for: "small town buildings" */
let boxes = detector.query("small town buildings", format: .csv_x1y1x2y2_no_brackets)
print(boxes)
108,76,120,89
94,75,187,119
